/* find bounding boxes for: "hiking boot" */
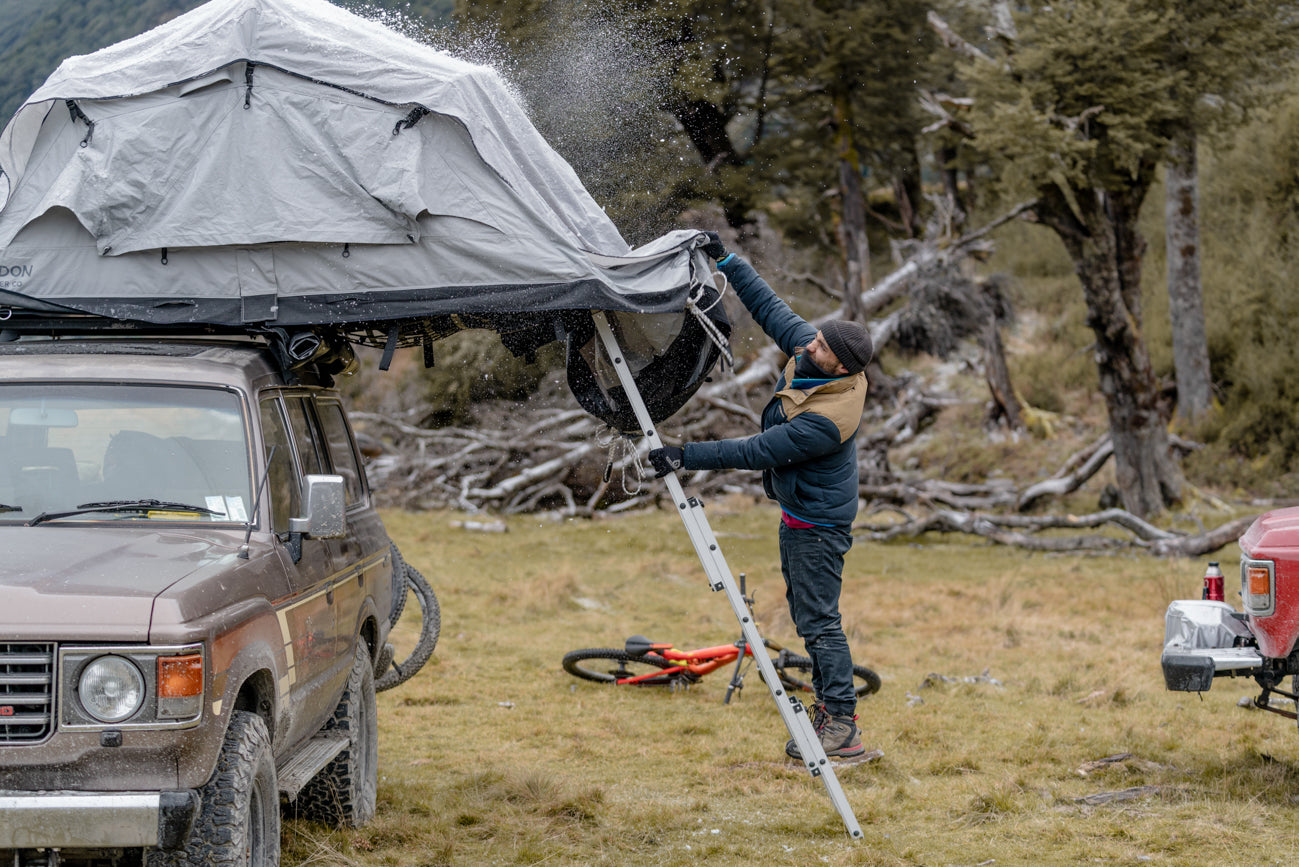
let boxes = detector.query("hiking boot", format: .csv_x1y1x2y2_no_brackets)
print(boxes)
785,702,826,757
785,708,865,760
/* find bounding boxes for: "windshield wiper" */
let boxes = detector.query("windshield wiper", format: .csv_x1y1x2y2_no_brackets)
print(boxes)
27,499,221,526
0,503,22,514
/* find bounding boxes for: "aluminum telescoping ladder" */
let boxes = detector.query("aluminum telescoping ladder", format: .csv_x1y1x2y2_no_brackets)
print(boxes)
592,313,864,840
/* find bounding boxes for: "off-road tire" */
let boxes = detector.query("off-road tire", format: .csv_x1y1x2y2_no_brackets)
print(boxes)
147,710,279,866
562,648,678,684
775,653,882,699
294,641,378,827
375,563,440,692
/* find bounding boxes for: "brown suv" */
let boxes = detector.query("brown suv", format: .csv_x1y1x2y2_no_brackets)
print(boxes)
0,338,397,865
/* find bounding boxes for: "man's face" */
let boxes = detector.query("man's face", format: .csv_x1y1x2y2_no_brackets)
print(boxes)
805,330,847,375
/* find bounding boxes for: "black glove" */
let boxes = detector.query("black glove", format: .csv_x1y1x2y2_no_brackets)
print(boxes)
701,231,728,261
648,445,685,478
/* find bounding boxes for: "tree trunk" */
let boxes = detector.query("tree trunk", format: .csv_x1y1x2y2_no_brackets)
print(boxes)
937,144,966,223
980,315,1022,429
833,92,870,322
895,142,924,237
1164,123,1213,422
664,96,752,228
1037,182,1184,518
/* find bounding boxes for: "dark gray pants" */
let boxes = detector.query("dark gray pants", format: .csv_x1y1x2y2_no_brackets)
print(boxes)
778,521,856,717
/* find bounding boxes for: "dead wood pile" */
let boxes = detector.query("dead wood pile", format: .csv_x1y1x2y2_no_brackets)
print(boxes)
353,359,1252,558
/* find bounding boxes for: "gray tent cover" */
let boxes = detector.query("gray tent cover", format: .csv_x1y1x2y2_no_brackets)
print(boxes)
0,0,715,332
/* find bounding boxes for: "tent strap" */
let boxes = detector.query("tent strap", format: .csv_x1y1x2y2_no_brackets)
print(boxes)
65,100,94,148
393,106,430,136
379,324,400,371
245,62,256,109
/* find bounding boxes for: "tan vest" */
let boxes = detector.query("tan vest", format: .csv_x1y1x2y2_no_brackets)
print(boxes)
774,356,868,443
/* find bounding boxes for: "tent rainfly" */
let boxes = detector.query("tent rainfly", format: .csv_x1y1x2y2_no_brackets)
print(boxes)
0,0,729,427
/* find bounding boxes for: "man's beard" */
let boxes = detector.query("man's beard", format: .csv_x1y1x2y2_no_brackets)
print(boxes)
794,351,834,380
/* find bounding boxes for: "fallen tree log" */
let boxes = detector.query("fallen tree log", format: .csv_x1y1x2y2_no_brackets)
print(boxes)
856,508,1129,551
1017,435,1113,511
1147,515,1258,558
855,506,1253,556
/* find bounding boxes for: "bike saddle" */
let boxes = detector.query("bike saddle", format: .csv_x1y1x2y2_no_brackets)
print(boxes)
625,635,670,656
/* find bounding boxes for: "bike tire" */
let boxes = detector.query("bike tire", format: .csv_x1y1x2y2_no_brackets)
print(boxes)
375,563,440,692
562,648,678,685
388,543,408,627
775,653,881,699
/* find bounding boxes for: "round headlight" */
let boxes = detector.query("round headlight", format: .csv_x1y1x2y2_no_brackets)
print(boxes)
79,656,145,723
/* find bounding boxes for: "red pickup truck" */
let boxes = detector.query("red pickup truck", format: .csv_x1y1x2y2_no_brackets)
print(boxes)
1162,508,1299,724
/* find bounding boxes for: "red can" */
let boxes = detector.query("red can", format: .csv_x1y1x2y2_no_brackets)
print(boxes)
1202,561,1225,602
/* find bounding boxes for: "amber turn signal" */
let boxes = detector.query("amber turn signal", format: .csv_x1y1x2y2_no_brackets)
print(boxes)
157,654,203,698
1247,566,1271,598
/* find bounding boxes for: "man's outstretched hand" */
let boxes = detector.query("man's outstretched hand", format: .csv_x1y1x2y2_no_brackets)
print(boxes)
701,231,728,261
648,446,685,478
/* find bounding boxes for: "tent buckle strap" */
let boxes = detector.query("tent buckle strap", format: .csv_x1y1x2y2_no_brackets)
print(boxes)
160,248,168,266
393,106,430,136
244,62,256,109
378,324,400,371
65,100,94,148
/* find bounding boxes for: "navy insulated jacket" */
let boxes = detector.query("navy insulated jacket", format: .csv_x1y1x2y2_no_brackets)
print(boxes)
683,257,867,527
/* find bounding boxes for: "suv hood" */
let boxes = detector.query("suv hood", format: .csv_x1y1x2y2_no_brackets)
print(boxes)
0,526,238,641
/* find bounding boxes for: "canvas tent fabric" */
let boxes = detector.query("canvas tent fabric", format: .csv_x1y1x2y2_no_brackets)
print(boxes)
0,0,713,330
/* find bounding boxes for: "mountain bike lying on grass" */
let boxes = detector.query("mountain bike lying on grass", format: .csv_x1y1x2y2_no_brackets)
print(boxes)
562,575,881,704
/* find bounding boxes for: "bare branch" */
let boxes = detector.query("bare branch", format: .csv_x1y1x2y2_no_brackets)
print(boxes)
1148,515,1259,558
1017,436,1114,511
927,11,993,64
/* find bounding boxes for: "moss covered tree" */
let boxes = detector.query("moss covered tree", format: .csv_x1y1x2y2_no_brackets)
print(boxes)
959,0,1297,517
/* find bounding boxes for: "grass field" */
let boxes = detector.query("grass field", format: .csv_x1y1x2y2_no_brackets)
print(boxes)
282,503,1299,866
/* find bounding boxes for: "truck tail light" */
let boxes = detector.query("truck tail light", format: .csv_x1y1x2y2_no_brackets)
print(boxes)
157,654,203,720
1241,558,1275,617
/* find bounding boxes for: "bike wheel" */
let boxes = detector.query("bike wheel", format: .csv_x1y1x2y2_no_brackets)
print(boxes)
562,649,677,685
376,563,440,692
388,543,408,626
775,653,881,699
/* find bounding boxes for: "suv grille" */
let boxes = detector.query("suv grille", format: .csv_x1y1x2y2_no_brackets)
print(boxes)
0,642,55,742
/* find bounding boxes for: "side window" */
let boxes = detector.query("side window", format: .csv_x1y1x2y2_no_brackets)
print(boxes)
258,397,299,534
316,400,365,507
284,397,325,477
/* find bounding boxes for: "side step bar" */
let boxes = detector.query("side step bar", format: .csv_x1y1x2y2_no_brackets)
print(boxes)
277,733,349,800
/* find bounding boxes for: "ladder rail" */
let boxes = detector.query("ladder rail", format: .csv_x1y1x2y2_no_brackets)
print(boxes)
592,312,863,840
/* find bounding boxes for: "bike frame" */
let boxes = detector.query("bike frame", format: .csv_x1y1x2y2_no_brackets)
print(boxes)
615,642,755,685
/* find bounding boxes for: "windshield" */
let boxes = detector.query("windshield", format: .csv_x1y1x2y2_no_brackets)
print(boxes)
0,384,252,523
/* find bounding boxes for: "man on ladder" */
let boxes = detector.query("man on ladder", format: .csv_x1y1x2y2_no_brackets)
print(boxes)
649,231,875,761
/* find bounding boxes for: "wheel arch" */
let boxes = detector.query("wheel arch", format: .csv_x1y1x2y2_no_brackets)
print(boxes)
232,667,277,741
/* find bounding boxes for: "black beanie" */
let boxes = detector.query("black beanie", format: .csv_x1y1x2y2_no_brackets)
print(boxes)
820,320,873,376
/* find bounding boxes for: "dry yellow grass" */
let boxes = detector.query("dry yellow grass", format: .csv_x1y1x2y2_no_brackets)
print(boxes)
282,503,1299,866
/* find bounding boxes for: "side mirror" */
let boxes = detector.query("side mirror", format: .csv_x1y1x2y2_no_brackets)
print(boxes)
289,474,346,539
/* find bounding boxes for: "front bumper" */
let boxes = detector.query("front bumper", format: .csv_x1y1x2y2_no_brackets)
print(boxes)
1161,599,1264,692
0,790,198,850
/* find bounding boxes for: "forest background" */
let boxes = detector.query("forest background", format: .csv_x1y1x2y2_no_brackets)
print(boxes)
3,0,1299,523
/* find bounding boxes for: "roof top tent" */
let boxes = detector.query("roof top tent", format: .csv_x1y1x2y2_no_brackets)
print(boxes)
0,0,729,429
